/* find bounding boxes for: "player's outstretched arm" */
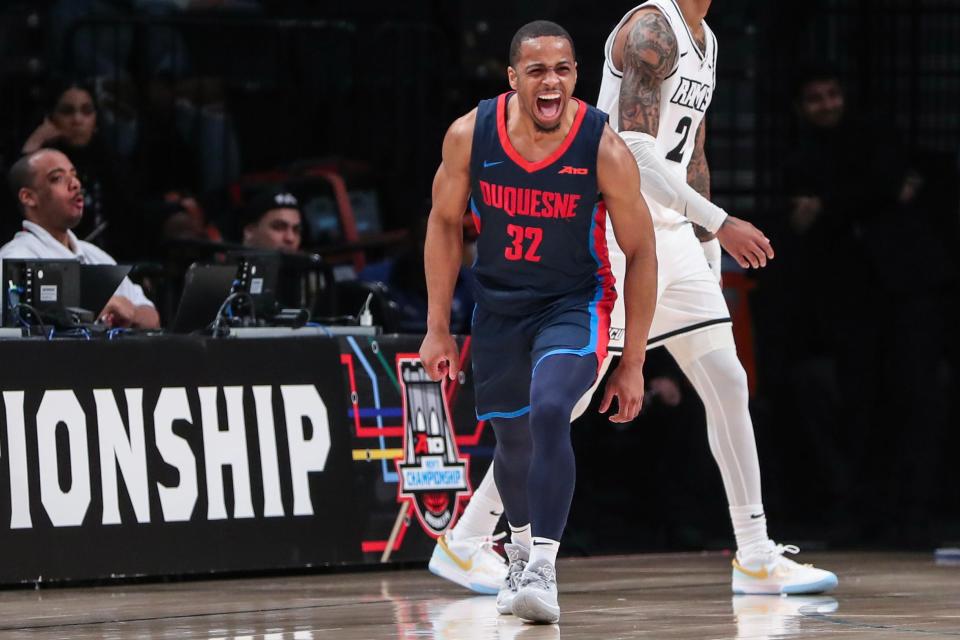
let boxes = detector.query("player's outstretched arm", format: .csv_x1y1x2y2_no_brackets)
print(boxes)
596,126,658,423
687,119,774,270
420,110,475,381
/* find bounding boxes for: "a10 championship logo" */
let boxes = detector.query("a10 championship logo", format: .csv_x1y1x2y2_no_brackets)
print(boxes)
395,358,471,538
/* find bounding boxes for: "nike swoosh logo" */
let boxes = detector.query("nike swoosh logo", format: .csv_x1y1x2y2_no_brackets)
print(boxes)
483,160,504,168
490,510,503,517
732,559,768,580
437,534,473,571
680,51,688,57
750,513,765,519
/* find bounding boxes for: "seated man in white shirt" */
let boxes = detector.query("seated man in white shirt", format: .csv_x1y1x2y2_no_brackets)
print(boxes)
0,149,160,328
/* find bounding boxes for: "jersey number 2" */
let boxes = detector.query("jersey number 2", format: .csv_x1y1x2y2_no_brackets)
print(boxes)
505,224,542,262
666,116,693,163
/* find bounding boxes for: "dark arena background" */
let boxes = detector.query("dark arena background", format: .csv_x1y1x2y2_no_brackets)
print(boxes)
0,1,957,638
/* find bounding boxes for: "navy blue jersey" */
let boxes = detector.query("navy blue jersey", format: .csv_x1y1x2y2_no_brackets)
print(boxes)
469,92,615,317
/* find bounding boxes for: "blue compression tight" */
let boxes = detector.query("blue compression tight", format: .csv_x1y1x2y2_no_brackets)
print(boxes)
491,353,598,542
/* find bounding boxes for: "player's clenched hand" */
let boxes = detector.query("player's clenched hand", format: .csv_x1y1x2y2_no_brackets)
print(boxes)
419,329,460,382
716,215,775,269
599,360,645,423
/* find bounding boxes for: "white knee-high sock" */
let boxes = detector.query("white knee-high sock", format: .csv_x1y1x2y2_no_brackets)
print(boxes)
670,345,770,555
450,464,503,540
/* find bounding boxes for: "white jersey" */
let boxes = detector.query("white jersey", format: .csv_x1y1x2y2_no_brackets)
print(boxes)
597,0,717,229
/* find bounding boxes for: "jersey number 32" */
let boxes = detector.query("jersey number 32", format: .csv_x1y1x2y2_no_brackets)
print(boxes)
505,224,543,262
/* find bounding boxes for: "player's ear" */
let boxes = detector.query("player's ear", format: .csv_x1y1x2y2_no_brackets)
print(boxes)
507,66,518,91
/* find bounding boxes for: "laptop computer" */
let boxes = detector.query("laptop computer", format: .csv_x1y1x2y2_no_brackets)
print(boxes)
170,263,238,333
79,264,132,318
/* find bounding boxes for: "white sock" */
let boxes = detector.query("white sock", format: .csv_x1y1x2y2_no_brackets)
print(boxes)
509,523,531,549
450,466,503,540
730,505,771,560
529,537,560,566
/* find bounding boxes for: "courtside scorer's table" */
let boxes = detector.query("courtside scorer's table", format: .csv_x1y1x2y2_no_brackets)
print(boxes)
0,332,491,585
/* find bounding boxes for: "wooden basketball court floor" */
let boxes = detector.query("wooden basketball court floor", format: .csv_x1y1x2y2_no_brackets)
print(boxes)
0,552,956,639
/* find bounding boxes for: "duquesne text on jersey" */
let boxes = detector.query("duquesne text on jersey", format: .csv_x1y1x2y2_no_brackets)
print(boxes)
478,180,581,219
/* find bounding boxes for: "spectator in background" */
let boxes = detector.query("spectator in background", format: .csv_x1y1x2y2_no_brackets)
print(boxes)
19,79,141,262
0,149,159,329
47,0,243,196
778,66,950,545
241,188,303,253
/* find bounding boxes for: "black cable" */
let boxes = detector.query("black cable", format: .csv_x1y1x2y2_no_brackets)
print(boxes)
210,291,257,336
12,303,50,337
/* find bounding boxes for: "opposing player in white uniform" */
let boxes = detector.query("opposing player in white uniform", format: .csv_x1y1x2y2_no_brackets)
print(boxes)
429,0,837,598
590,0,836,595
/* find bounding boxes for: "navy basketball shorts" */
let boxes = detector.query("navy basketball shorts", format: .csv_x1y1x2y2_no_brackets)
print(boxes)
471,295,613,420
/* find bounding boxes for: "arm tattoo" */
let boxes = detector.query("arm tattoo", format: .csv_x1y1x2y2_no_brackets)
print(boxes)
687,119,709,200
618,11,679,136
687,120,715,241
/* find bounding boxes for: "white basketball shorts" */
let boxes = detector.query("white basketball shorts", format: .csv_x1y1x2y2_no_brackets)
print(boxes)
607,222,731,352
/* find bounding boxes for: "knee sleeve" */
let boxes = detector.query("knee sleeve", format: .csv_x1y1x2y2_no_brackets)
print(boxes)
670,339,762,507
526,353,597,541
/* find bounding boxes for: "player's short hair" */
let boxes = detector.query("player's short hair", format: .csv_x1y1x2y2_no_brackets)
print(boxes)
509,20,576,67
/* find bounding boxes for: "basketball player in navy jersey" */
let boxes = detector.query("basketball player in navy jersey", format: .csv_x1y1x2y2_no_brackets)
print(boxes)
421,21,658,624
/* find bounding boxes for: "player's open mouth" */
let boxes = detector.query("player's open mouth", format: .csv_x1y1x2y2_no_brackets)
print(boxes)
72,195,84,211
536,93,563,120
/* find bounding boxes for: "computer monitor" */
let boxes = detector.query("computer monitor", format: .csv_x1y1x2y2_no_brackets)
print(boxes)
226,251,281,320
1,259,80,327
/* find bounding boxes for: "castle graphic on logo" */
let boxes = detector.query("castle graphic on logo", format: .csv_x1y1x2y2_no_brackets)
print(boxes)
395,358,471,538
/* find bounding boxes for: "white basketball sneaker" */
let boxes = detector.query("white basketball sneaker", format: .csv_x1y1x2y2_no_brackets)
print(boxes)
732,542,838,595
496,543,529,614
428,532,508,595
511,559,560,624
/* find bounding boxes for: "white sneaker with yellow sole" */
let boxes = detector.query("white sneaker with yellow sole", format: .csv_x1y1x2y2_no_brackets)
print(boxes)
732,543,838,595
429,533,508,595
